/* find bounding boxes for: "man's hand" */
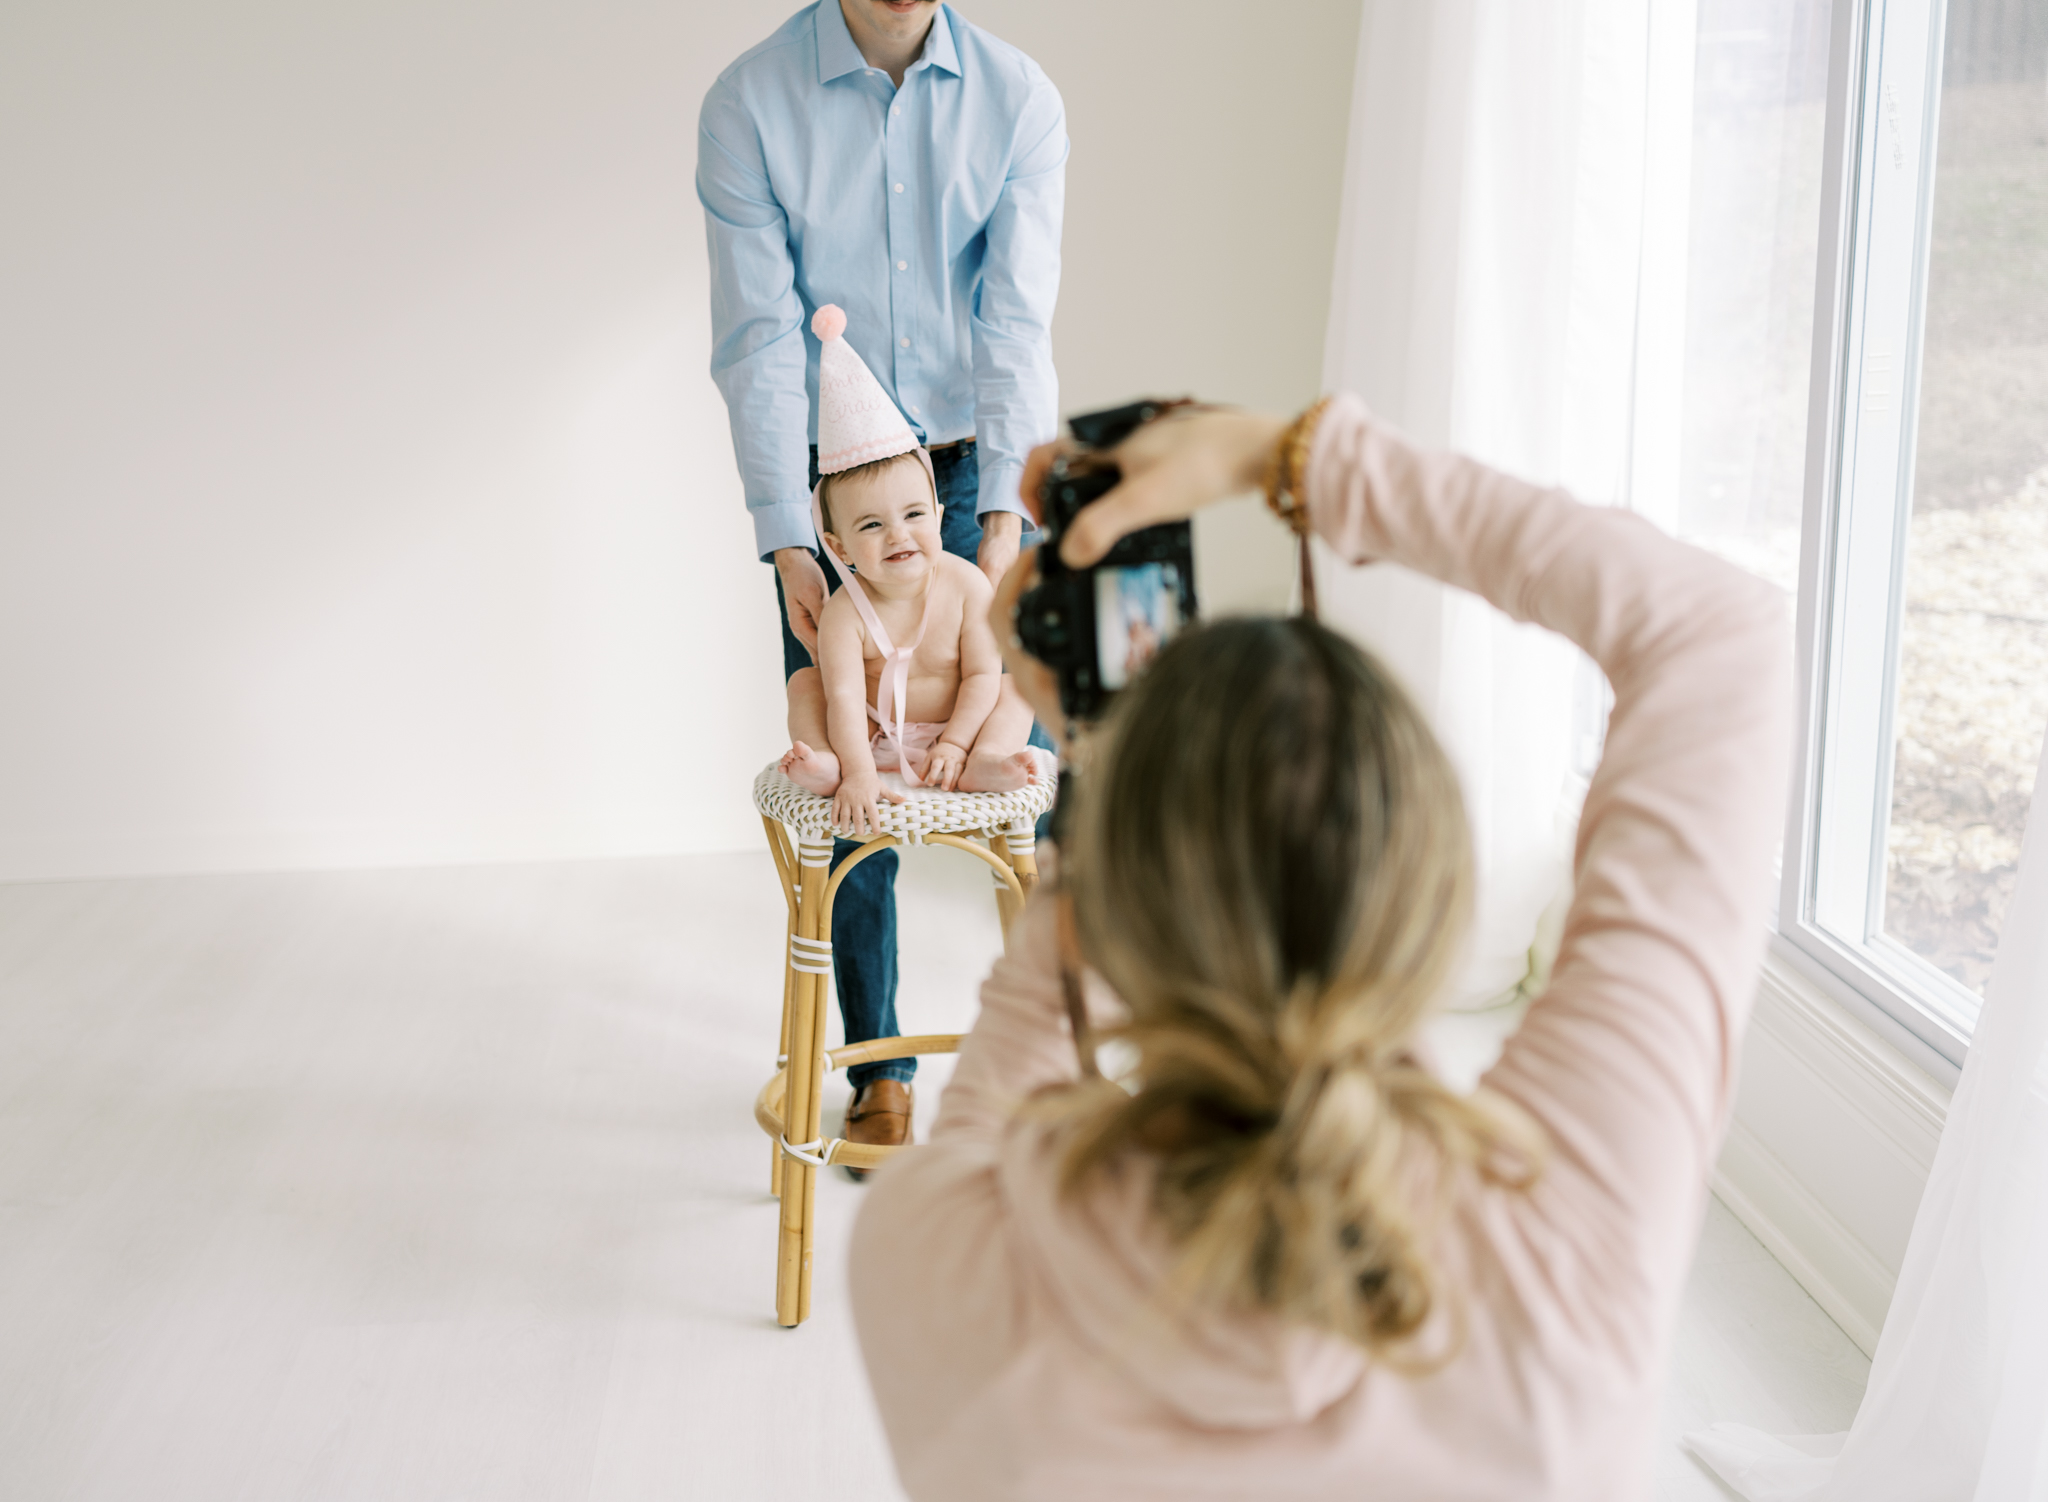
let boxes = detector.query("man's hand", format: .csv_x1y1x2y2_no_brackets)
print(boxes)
775,547,829,656
990,550,1068,747
976,511,1023,590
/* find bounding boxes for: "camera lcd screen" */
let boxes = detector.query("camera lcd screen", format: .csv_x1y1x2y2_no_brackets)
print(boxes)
1094,562,1184,691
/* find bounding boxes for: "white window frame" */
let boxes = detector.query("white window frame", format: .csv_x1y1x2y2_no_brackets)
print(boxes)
1779,0,1981,1077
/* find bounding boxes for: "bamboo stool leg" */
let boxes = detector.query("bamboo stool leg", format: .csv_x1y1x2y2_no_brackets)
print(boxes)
771,952,796,1199
1004,817,1041,895
764,817,801,1199
776,835,834,1327
984,828,1022,942
992,819,1040,948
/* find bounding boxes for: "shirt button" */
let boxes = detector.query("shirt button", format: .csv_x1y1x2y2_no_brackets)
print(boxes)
900,337,911,348
892,105,901,117
893,182,904,193
896,260,908,271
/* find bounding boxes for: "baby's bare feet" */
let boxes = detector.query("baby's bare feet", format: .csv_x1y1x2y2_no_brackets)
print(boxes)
781,741,841,796
959,748,1038,793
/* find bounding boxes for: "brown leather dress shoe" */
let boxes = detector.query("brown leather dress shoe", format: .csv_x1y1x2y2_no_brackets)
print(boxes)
842,1078,914,1180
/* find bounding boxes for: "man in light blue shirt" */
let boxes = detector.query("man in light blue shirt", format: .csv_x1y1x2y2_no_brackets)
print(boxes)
698,0,1064,1154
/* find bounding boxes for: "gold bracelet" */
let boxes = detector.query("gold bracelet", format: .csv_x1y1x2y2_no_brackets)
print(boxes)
1263,396,1333,535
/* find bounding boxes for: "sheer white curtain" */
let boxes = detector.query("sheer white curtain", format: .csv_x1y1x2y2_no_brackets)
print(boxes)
1320,0,1695,1064
1688,727,2048,1496
1328,4,2048,1492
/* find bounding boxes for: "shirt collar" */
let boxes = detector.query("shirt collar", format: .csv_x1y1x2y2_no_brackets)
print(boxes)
815,2,961,84
919,7,961,77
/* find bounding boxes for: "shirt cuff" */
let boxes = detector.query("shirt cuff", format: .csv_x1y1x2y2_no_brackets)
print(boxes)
752,498,819,562
975,461,1042,544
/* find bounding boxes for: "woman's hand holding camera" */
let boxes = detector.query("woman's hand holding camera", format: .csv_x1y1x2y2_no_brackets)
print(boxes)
993,407,1292,741
1027,407,1290,569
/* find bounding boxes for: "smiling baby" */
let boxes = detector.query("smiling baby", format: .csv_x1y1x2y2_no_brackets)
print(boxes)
779,307,1040,836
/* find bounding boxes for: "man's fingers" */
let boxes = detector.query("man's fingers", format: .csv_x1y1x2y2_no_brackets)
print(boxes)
1016,439,1074,525
977,533,1019,590
786,586,823,654
990,549,1038,666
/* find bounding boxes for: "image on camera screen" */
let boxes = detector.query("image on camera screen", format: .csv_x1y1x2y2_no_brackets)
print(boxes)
1094,562,1184,691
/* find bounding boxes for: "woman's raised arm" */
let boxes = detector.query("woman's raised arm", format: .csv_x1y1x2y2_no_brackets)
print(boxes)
1028,393,1789,1320
1305,395,1792,1350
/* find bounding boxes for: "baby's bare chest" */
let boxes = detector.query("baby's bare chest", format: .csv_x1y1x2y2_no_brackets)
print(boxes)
861,594,965,679
862,626,963,682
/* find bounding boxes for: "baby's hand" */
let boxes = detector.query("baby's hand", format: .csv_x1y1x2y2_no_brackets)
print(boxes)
833,770,904,838
922,740,969,792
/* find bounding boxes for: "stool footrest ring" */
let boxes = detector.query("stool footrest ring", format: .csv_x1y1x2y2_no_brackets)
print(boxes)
756,1033,965,1173
780,1135,842,1167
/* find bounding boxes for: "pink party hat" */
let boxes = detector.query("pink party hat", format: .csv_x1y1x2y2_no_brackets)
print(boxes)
812,304,920,475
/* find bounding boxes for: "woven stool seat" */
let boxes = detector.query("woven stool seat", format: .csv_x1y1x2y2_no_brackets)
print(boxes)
751,761,1057,843
750,758,1056,1326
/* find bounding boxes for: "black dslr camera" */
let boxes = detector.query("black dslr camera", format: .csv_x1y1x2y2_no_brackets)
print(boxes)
1014,399,1199,723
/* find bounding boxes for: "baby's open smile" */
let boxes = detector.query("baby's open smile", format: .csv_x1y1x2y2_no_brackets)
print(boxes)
826,464,945,598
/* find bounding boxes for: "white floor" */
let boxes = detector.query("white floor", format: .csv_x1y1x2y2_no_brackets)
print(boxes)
0,850,1868,1500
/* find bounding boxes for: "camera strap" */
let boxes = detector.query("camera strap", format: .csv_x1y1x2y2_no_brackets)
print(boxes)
1054,892,1102,1081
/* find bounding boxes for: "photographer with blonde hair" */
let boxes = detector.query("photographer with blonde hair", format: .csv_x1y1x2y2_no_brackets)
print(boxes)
849,396,1791,1499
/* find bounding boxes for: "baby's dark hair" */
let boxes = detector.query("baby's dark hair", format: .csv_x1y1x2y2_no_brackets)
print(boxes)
817,448,934,537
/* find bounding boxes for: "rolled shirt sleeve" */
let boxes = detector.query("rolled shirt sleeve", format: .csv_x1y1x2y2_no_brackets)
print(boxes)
970,66,1066,525
697,84,818,561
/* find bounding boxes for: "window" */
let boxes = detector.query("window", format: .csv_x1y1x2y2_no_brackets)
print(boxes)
1675,0,2048,1066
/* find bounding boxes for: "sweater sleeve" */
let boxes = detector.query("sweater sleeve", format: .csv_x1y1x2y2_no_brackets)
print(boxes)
847,890,1098,1465
925,891,1102,1146
1304,395,1793,1347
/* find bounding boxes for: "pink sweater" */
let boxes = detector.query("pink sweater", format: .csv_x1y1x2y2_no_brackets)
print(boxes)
849,396,1792,1500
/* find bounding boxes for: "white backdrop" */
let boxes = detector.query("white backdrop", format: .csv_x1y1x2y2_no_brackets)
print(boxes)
0,0,1360,881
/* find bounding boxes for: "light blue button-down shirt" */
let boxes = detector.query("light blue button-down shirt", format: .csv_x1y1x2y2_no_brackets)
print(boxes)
698,2,1066,559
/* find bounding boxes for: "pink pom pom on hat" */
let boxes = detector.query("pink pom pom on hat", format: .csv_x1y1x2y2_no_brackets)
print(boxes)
811,303,920,476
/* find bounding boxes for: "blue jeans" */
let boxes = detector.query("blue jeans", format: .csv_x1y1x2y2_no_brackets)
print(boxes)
774,443,1052,1089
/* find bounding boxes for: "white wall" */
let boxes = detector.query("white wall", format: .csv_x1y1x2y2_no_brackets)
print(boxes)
0,0,1360,881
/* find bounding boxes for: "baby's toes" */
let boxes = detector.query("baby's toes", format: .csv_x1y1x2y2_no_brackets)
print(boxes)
967,751,1034,793
784,743,842,797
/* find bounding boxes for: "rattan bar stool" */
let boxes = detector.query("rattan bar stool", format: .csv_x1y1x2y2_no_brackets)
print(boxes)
751,761,1058,1327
